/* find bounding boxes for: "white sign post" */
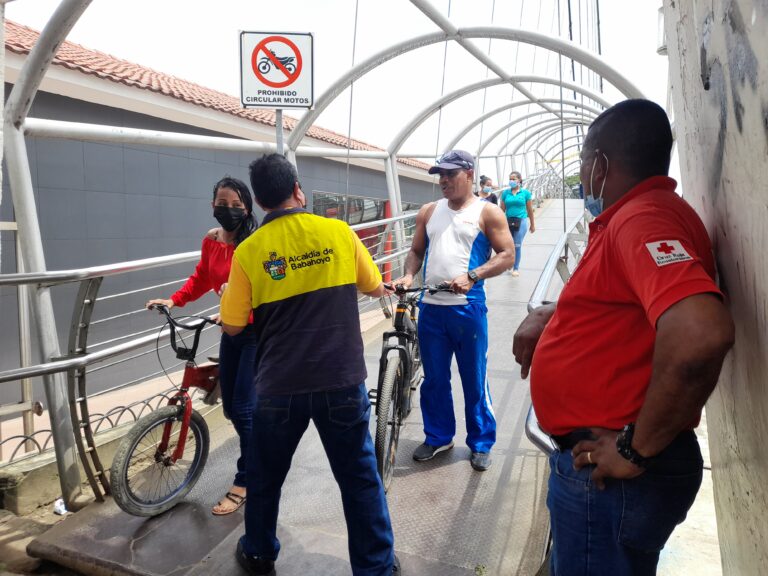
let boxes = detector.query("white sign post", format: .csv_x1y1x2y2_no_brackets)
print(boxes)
240,31,313,154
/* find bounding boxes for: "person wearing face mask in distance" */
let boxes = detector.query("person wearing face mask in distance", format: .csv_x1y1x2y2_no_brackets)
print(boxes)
499,171,535,277
147,176,258,516
477,175,499,205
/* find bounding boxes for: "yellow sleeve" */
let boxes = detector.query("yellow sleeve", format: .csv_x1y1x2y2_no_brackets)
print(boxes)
220,256,252,326
352,229,382,292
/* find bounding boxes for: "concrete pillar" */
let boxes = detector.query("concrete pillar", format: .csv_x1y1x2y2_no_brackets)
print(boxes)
664,1,768,573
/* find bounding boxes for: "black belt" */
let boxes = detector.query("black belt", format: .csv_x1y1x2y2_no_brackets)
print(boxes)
551,428,596,450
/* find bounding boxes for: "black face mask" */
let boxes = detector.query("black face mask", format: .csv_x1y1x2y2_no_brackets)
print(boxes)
213,206,247,232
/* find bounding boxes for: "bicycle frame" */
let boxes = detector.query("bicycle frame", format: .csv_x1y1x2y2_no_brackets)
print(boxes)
149,305,218,464
377,297,418,412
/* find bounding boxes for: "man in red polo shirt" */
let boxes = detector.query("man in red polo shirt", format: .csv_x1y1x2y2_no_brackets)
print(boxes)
513,99,734,575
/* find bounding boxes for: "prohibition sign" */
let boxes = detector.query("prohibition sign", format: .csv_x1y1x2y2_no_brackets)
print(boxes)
252,35,303,88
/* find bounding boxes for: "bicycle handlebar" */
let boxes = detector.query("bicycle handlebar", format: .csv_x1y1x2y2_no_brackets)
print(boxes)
383,282,453,295
148,304,217,330
148,304,217,361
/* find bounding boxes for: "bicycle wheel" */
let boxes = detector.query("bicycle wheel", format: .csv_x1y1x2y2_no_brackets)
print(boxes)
375,355,402,492
110,405,209,517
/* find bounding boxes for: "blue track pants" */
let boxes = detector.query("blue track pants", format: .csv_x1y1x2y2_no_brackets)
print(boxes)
417,302,496,453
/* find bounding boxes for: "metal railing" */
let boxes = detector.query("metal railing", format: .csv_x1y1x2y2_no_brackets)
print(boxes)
524,211,589,454
0,211,416,503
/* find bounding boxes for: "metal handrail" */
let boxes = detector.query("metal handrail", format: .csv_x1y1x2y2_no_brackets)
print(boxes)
0,252,201,287
0,211,417,385
528,212,585,312
524,212,589,455
0,212,419,289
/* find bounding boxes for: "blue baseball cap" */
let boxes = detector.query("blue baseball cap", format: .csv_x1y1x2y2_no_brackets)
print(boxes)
428,149,475,174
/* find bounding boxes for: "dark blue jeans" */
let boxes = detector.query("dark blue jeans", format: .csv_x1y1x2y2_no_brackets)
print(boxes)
240,383,394,576
218,325,257,488
547,430,703,576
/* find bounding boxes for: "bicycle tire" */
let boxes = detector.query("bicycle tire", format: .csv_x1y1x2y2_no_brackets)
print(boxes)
375,355,402,492
110,405,209,517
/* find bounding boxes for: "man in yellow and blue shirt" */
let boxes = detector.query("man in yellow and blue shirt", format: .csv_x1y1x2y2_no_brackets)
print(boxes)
221,153,397,576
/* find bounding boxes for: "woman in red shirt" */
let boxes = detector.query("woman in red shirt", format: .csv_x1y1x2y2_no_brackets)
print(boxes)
147,176,258,515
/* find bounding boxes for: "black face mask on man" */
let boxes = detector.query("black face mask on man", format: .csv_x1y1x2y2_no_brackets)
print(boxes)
213,206,247,232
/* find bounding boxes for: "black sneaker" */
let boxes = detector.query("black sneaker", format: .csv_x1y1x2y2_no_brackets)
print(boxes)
236,540,276,575
470,451,492,471
393,554,402,574
412,442,454,461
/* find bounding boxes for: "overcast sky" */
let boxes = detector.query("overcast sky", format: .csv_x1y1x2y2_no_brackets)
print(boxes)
6,0,668,178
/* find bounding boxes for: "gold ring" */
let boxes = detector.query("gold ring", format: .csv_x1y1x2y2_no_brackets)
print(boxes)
587,452,593,464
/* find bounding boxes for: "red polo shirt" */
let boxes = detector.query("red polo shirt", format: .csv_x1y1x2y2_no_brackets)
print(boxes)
530,176,722,435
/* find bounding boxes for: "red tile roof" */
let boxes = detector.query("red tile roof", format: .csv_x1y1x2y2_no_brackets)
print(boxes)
4,20,429,170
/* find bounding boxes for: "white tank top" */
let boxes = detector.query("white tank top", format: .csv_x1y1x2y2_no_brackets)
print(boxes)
421,198,491,305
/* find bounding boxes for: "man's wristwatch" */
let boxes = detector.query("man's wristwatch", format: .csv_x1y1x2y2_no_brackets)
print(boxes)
467,269,480,283
616,423,652,468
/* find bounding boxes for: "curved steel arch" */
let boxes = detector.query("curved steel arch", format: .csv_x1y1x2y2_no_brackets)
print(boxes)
444,96,602,153
481,113,596,159
539,144,583,173
288,26,644,151
541,135,586,164
523,124,584,157
388,79,603,156
508,120,592,156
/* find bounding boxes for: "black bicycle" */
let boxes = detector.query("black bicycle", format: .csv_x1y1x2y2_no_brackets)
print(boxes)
372,282,451,491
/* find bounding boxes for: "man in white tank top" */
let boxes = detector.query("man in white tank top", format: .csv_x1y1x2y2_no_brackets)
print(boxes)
395,150,515,471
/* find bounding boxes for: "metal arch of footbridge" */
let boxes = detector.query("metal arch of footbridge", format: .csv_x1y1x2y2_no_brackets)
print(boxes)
518,124,587,161
506,119,593,157
386,77,608,157
287,25,644,153
480,113,596,161
540,135,588,166
442,95,603,155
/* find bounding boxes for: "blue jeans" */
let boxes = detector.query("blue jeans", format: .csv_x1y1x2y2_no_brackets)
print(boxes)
547,431,703,576
417,302,495,453
218,325,257,488
240,383,394,575
510,217,529,271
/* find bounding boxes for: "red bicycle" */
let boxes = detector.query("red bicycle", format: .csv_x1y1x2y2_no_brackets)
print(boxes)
109,305,219,516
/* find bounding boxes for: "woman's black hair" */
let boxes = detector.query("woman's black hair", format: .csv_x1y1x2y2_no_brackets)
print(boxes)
213,176,258,246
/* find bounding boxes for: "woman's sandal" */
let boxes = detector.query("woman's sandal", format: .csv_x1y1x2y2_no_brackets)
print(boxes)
211,491,246,515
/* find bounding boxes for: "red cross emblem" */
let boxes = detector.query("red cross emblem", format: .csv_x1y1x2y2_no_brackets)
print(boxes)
657,242,676,254
645,240,692,267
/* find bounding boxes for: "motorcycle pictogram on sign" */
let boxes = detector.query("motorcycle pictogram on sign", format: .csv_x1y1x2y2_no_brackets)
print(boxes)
252,36,303,88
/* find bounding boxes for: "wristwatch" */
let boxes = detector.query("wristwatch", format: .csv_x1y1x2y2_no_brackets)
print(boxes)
467,269,480,283
616,423,652,468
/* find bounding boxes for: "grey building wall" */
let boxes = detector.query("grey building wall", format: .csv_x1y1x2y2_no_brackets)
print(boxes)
0,85,436,409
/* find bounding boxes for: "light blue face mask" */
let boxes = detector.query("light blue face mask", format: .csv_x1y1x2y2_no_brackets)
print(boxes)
482,186,492,193
584,153,609,217
509,180,519,189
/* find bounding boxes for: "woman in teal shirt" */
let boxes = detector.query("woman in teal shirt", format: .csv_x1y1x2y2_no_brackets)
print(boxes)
499,171,536,276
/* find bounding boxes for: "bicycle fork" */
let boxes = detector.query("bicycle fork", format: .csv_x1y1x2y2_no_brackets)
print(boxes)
157,364,195,465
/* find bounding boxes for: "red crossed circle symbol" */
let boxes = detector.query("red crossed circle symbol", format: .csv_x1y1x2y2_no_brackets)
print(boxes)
252,36,303,88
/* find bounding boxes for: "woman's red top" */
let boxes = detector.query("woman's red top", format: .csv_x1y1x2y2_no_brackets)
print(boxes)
171,236,234,307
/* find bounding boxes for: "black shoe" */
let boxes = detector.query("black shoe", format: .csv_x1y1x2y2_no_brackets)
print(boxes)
236,540,276,575
393,554,401,574
412,441,454,462
470,451,492,471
